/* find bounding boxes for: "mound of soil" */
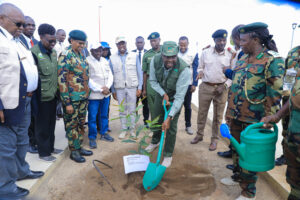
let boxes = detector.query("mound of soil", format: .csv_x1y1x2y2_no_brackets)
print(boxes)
49,149,216,200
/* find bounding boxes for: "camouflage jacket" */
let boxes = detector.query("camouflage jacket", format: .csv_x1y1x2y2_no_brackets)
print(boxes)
284,46,300,96
289,68,300,132
226,48,285,123
58,47,90,106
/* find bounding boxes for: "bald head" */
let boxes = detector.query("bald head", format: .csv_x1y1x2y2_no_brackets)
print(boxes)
0,3,25,37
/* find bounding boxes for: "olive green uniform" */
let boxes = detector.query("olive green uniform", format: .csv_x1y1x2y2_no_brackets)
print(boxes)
142,48,161,117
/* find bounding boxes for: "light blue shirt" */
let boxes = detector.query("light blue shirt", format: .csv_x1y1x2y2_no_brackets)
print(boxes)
110,51,143,93
149,57,191,117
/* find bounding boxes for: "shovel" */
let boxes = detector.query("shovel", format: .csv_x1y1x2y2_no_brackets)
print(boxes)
143,100,172,191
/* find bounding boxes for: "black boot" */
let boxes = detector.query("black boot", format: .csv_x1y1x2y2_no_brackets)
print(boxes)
80,148,93,156
217,149,232,158
70,150,85,163
275,155,286,166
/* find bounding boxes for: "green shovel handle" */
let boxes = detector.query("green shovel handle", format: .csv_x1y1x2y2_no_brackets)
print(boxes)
156,100,173,165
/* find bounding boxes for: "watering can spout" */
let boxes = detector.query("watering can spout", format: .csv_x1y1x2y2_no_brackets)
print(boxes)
220,124,245,160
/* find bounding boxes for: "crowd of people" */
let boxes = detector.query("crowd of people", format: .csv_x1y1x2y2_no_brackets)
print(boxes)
0,2,300,200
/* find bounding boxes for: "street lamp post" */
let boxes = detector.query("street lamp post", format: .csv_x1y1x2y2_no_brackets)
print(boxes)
291,23,297,49
98,6,102,42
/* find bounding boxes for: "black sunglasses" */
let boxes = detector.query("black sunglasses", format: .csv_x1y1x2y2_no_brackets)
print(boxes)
46,39,57,44
5,15,25,28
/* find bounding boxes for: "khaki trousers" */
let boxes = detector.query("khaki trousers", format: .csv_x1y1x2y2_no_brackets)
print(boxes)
196,82,228,141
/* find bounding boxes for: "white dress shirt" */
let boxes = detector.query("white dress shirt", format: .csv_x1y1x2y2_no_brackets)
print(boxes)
15,39,38,92
22,34,34,49
87,55,113,100
198,46,233,87
54,42,67,59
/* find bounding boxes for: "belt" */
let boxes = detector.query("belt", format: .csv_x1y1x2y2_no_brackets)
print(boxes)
203,82,224,86
26,92,34,97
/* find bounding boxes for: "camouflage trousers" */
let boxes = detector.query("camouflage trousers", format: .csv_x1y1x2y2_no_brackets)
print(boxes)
283,130,300,200
230,119,258,198
281,96,290,143
63,100,88,151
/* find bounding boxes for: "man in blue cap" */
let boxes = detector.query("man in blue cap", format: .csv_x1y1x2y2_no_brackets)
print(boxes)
146,41,191,168
142,32,161,126
191,29,234,152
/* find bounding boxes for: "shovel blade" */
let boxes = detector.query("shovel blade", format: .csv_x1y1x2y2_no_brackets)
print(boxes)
143,162,166,191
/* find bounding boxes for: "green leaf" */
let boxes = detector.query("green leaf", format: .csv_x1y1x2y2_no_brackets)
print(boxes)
135,125,144,137
135,104,143,112
128,150,138,154
110,117,121,121
139,149,151,157
122,139,137,143
135,114,141,123
140,140,148,147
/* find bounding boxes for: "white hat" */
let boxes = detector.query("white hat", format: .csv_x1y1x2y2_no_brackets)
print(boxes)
115,36,126,44
89,42,101,50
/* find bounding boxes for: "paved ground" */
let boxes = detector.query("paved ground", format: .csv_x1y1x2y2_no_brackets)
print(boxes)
25,98,284,200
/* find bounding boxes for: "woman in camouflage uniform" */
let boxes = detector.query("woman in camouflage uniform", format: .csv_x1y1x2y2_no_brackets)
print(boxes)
262,46,300,200
221,22,285,200
58,30,92,163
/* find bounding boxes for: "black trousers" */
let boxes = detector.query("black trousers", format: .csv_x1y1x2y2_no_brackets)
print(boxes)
183,85,192,128
136,94,149,124
28,116,36,147
35,98,57,157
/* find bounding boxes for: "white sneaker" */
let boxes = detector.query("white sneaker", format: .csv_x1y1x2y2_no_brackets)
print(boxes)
185,127,194,135
236,195,256,200
118,131,127,139
220,177,239,186
145,143,160,153
162,157,172,168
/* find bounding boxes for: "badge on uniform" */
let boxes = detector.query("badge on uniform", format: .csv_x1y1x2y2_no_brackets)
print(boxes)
38,53,44,59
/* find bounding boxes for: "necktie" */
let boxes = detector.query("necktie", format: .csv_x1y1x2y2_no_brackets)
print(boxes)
138,51,141,64
30,39,34,47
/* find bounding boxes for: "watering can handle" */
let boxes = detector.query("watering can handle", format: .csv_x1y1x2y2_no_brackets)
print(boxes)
242,122,278,137
163,100,173,121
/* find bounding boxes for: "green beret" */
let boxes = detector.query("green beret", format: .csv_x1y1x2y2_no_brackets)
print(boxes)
239,22,268,34
69,30,87,41
162,41,178,56
212,29,228,39
147,32,160,40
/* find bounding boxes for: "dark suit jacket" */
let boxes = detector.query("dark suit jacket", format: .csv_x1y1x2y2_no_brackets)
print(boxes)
19,34,38,50
132,49,147,53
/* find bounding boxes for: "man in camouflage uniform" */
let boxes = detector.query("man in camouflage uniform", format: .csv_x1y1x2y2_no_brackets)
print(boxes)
262,47,300,200
58,30,92,163
275,47,300,166
222,22,285,200
142,32,161,120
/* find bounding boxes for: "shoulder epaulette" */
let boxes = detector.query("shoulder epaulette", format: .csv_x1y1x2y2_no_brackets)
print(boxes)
267,50,281,58
202,45,211,50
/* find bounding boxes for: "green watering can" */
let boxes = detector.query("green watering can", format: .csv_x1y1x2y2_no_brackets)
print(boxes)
143,100,172,191
220,122,278,172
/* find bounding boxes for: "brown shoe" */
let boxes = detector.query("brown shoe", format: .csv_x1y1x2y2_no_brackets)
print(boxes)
190,135,203,144
209,141,217,151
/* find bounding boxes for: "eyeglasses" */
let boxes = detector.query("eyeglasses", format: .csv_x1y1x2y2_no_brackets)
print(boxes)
24,23,36,28
5,15,25,28
45,39,57,44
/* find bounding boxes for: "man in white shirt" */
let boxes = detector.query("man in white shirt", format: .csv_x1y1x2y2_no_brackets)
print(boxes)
178,36,198,135
0,3,44,199
191,29,234,151
87,42,114,149
132,36,149,127
110,36,143,139
54,29,66,59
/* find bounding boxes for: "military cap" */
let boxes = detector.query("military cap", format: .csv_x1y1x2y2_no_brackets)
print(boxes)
212,29,228,39
238,22,268,34
162,41,179,56
115,36,126,44
69,30,87,41
100,41,111,49
147,32,160,40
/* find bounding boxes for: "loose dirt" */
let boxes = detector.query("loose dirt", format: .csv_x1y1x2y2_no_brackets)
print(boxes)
30,101,284,200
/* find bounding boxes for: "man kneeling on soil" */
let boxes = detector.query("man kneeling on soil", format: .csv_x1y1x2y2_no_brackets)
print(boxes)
146,41,191,168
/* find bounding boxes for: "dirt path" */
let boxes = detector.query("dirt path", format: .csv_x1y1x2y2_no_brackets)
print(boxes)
30,100,283,200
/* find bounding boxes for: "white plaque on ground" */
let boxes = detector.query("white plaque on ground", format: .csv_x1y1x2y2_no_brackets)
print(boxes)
123,154,150,174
